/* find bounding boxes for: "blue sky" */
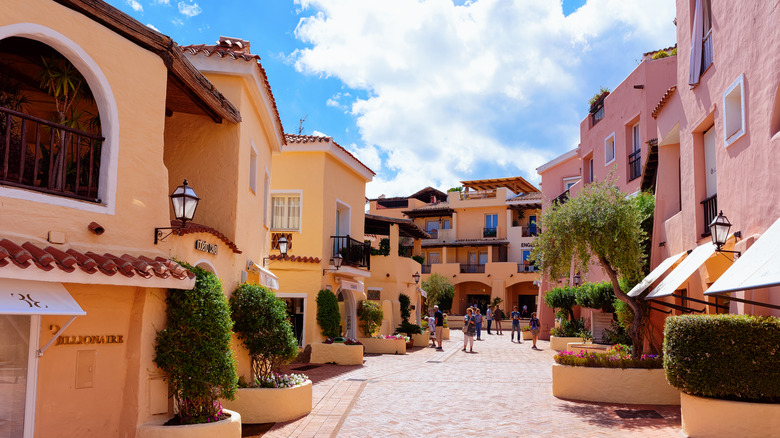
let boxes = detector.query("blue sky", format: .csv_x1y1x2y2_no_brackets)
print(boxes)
106,0,675,198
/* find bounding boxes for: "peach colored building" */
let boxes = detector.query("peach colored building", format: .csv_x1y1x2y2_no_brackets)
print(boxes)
369,177,542,319
270,134,375,344
641,0,780,325
0,1,251,437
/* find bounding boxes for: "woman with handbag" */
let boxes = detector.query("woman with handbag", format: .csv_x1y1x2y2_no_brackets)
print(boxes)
462,307,477,352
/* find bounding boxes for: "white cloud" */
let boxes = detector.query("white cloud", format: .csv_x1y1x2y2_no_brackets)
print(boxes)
171,18,184,26
312,130,329,137
146,23,160,32
153,0,171,4
291,0,675,197
178,1,202,17
126,0,142,12
347,143,381,173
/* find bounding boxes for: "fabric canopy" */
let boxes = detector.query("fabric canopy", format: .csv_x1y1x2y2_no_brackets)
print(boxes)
417,287,428,298
257,264,279,291
628,251,688,297
0,279,85,315
646,243,715,299
706,217,780,295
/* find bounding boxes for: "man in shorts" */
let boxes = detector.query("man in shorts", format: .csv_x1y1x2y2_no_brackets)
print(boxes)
510,306,523,343
434,305,444,350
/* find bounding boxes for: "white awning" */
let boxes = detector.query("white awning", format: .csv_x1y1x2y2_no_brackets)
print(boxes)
0,279,85,316
254,263,279,291
627,251,688,297
646,243,716,299
417,287,428,298
339,279,364,293
706,217,780,295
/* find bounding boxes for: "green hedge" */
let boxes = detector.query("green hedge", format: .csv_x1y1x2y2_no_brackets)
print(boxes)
663,314,780,402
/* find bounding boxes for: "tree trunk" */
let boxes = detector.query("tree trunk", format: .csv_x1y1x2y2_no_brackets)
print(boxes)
598,256,645,359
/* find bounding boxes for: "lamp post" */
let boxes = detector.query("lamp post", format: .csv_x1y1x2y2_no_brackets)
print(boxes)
155,179,200,244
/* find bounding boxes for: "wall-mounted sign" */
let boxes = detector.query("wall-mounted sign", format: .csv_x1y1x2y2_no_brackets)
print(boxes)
520,242,535,248
56,335,124,346
195,239,218,255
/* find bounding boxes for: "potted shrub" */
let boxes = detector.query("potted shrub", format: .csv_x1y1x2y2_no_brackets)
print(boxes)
664,314,780,437
221,283,312,424
396,293,424,346
311,290,363,365
357,300,405,354
141,265,240,437
552,345,678,405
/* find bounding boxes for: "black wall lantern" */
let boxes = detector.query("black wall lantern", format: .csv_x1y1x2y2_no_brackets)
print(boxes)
710,211,741,257
573,272,581,286
155,179,200,244
323,254,344,275
263,235,289,266
413,271,421,285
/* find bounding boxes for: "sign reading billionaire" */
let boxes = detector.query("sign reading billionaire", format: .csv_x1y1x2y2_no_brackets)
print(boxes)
195,239,218,255
56,335,124,345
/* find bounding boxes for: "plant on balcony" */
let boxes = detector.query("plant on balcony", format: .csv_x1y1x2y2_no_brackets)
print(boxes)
357,300,384,337
316,289,341,339
412,255,424,265
532,176,655,359
229,283,299,386
154,264,237,425
421,273,454,312
370,238,391,256
588,86,610,110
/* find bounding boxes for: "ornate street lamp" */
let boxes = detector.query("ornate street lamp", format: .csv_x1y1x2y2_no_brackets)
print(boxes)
323,254,344,275
573,272,581,286
155,180,200,244
413,271,421,284
710,211,741,257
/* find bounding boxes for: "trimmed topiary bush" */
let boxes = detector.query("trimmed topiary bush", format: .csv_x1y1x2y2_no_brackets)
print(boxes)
154,264,237,424
316,289,341,339
545,286,577,321
357,300,383,336
230,283,299,384
664,314,780,402
398,293,411,322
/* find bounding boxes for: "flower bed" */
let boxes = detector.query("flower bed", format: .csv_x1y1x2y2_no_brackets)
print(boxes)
554,345,663,369
137,409,241,438
221,379,312,424
357,335,407,354
552,364,679,405
310,342,364,365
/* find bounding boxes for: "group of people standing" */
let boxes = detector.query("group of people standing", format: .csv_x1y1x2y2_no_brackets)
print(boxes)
460,304,541,352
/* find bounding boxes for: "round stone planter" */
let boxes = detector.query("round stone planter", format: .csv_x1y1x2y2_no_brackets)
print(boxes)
310,342,363,365
220,381,313,424
522,331,533,340
410,332,430,346
137,409,241,438
552,364,680,405
357,337,406,354
549,336,582,351
442,327,450,340
681,392,780,438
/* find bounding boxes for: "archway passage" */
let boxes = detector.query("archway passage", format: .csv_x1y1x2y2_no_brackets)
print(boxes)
508,281,538,317
0,37,103,201
453,281,492,315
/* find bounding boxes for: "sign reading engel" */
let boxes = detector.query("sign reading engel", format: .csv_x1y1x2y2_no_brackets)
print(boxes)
195,239,218,255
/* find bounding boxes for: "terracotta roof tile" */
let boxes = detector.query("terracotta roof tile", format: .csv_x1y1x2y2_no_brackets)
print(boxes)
652,85,677,119
284,134,376,176
0,238,194,282
181,37,285,143
508,192,543,201
171,221,242,254
269,254,321,264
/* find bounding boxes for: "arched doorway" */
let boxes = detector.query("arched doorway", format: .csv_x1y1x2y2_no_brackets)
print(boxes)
337,287,358,339
453,281,491,315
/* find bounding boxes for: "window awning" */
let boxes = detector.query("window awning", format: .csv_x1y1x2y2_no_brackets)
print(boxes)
645,243,715,299
0,279,85,316
706,217,780,295
339,279,364,293
417,287,428,298
250,263,279,291
627,251,688,297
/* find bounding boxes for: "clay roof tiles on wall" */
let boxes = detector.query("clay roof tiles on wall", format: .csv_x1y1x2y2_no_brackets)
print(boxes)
182,37,285,141
284,134,376,176
652,86,677,119
0,239,194,281
268,254,321,264
171,220,242,254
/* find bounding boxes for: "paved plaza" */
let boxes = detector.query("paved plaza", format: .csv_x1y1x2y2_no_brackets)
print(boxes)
259,330,684,437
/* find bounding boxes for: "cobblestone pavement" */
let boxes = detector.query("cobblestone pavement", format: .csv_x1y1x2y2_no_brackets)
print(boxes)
264,331,684,438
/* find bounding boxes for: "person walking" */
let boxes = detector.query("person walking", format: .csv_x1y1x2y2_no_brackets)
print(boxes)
428,309,437,348
474,308,483,340
485,306,493,335
463,307,476,352
510,306,523,343
529,312,541,350
494,306,503,335
434,305,444,350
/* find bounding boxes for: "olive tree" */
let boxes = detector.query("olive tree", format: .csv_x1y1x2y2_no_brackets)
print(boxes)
421,273,455,312
531,179,653,358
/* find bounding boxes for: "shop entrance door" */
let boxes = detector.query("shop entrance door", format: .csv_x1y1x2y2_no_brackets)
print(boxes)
281,297,305,346
0,315,35,438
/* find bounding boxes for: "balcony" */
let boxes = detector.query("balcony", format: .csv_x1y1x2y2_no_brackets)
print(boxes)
483,227,497,238
517,263,538,273
459,190,497,200
427,229,438,239
0,106,104,202
628,148,642,181
590,105,604,126
700,194,717,237
421,264,432,274
460,263,485,274
331,235,371,269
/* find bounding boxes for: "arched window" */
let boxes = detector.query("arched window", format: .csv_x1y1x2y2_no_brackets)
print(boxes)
0,36,104,203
